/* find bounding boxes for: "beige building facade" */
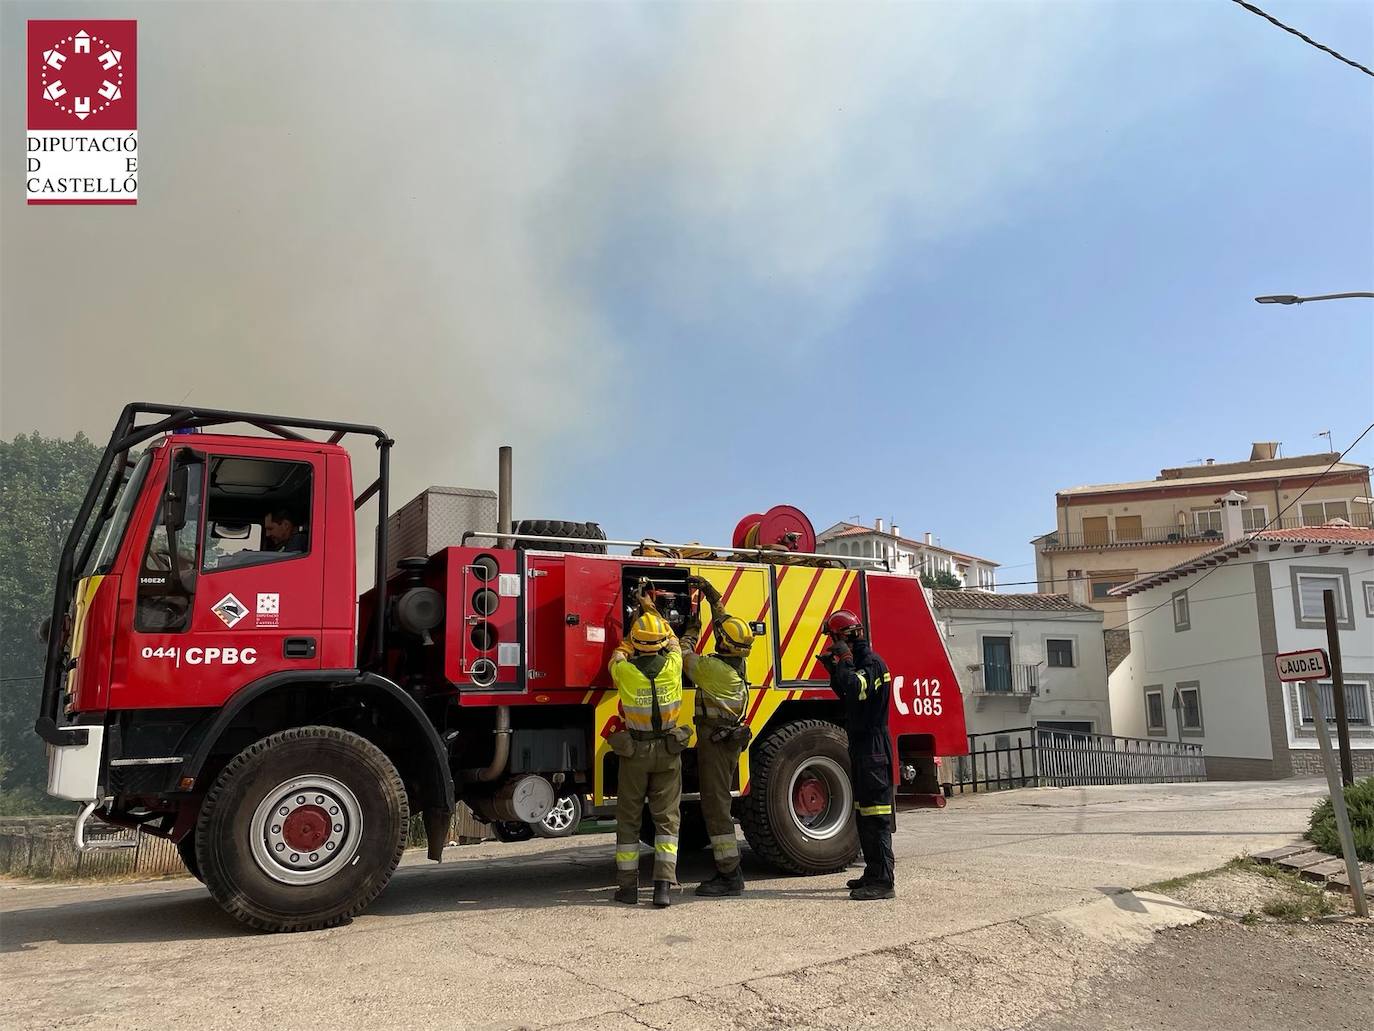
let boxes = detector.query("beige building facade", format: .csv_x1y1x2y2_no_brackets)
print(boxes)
818,520,999,590
1034,443,1372,629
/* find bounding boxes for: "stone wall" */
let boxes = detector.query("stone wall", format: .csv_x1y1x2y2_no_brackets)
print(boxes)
1288,749,1374,778
1103,629,1131,675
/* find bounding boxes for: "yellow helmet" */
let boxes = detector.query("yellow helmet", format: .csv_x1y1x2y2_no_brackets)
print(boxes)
715,616,755,657
628,612,672,653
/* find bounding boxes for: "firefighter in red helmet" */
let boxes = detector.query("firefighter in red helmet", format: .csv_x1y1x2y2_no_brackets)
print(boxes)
818,609,896,900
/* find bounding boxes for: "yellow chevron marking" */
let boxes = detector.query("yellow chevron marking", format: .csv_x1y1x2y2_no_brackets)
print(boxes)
776,568,853,683
66,575,105,696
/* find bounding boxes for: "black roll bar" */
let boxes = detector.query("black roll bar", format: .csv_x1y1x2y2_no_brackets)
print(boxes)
36,402,394,744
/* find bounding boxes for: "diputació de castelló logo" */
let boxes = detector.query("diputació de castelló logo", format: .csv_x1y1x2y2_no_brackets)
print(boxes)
27,20,138,205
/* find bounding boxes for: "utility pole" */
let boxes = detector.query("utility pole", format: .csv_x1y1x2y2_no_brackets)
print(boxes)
1323,590,1354,786
1301,679,1368,917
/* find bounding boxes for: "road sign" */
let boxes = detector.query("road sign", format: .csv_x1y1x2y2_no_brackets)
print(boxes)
1274,648,1330,683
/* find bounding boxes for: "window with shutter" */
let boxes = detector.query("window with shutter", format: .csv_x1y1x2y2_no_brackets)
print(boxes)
1145,688,1166,733
1115,515,1142,541
1298,681,1371,726
1082,516,1109,546
1297,574,1345,621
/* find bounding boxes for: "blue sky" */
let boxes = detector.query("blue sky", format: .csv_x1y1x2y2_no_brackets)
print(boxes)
3,1,1371,586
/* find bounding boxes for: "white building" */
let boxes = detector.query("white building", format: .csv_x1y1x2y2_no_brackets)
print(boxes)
1107,516,1374,780
817,520,998,590
931,590,1111,741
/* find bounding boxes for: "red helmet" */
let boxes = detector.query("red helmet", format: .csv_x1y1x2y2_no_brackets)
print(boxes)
824,609,863,635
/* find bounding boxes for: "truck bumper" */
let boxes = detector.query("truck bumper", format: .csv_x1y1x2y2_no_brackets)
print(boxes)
46,725,105,802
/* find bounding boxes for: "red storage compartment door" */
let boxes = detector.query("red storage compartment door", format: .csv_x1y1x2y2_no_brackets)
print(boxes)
864,573,968,757
562,556,622,689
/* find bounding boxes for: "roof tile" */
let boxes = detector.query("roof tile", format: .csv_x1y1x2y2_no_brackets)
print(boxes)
930,590,1098,614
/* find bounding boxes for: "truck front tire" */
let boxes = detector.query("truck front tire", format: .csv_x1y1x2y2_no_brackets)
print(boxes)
739,720,859,875
176,834,202,881
196,725,409,932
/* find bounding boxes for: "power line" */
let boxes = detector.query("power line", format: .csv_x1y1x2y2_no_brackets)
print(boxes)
1229,0,1374,78
938,557,1373,631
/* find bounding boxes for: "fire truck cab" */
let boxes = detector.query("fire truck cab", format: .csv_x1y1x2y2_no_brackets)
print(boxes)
38,404,967,931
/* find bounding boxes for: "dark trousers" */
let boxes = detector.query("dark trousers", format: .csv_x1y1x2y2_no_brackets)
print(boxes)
850,731,896,887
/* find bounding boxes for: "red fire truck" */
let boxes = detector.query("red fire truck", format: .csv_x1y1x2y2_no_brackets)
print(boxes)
38,404,967,931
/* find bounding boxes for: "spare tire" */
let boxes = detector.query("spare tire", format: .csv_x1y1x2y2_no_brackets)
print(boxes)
513,519,607,554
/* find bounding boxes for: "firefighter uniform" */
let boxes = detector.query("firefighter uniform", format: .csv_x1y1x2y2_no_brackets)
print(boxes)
825,633,896,899
680,579,753,895
608,613,685,907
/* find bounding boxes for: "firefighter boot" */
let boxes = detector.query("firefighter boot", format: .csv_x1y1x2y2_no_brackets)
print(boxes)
850,883,896,901
614,885,639,905
846,875,870,890
694,868,745,897
652,880,672,908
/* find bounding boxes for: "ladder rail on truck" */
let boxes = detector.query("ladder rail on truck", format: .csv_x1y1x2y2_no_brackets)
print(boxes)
36,403,969,932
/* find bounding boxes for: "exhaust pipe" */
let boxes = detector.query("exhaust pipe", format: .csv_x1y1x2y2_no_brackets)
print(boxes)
462,706,511,783
498,445,512,547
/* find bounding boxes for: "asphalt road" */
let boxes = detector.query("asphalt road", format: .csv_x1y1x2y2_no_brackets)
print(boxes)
0,779,1330,1030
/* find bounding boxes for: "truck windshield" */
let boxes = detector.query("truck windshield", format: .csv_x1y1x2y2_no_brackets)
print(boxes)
88,450,153,575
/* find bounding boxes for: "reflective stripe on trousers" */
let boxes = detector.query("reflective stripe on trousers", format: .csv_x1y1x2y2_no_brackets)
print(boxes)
855,803,893,816
655,834,678,861
616,832,640,870
710,833,739,859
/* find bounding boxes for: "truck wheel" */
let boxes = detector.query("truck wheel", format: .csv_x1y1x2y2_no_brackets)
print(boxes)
176,833,203,881
532,791,584,838
739,720,859,875
196,726,408,932
513,519,607,555
492,820,534,842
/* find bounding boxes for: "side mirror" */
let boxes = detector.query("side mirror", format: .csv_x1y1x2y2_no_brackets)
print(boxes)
165,463,190,530
211,521,252,540
164,450,201,531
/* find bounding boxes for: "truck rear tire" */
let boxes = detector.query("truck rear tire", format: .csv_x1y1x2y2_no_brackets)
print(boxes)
739,720,859,875
196,725,409,932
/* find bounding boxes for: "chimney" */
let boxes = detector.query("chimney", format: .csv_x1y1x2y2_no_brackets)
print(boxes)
1249,442,1279,461
1204,458,1215,466
1066,570,1089,606
1218,490,1248,542
874,518,884,533
891,523,901,539
923,531,933,545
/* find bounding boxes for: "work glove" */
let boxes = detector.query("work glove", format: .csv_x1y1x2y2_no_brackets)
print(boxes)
634,578,657,613
818,637,853,671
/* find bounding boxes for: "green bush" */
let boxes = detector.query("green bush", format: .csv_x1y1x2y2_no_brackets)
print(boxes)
1306,774,1374,862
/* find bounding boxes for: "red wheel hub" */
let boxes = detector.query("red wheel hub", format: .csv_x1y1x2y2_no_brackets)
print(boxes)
281,804,330,852
793,776,828,818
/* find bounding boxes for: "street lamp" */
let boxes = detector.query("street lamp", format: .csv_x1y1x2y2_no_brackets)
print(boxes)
1254,292,1374,305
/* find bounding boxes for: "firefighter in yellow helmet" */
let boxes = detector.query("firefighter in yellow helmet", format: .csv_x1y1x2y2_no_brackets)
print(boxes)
607,582,688,907
680,575,754,897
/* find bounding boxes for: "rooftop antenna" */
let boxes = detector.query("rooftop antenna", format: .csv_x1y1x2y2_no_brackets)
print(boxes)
1315,429,1333,452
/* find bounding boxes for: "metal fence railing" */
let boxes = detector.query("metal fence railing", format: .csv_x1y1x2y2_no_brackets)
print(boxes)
972,663,1040,696
1041,513,1373,551
948,727,1207,794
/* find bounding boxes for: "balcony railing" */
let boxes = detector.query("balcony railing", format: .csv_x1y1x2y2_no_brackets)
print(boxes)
971,663,1039,696
1040,513,1372,551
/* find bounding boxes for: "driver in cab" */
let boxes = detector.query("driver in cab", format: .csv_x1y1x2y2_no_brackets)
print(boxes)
263,509,306,554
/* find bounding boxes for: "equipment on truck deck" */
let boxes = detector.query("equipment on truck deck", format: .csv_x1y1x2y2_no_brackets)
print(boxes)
35,403,967,932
